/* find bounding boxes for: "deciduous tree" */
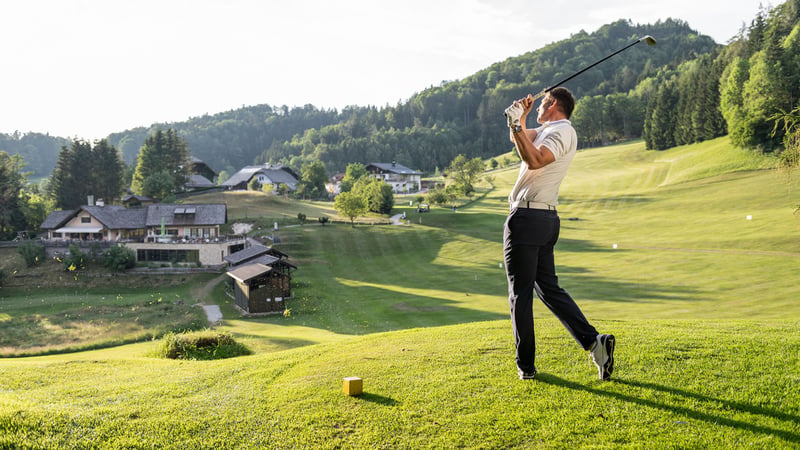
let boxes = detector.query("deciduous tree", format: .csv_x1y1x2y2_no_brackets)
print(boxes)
334,191,366,226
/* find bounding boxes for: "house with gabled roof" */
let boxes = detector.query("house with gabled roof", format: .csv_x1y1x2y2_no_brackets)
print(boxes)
365,162,423,193
221,164,299,192
39,202,245,267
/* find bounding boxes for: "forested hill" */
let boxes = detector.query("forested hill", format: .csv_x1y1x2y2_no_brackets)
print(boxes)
6,19,715,177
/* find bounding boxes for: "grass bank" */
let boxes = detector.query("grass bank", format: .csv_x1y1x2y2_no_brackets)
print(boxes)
0,319,797,448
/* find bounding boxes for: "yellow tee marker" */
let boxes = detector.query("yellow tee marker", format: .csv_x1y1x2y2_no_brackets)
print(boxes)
342,377,363,396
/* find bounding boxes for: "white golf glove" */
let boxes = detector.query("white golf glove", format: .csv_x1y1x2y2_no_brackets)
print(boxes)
505,103,523,129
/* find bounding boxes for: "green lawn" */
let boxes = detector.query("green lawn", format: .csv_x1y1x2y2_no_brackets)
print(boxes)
0,270,214,356
1,320,797,448
1,136,799,447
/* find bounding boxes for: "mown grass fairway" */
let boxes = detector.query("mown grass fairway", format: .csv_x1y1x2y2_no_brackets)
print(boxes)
1,320,798,448
1,137,799,448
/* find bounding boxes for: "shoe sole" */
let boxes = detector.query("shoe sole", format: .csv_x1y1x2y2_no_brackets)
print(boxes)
601,334,615,380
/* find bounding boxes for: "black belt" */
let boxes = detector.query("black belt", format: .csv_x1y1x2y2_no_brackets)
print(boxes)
510,200,557,212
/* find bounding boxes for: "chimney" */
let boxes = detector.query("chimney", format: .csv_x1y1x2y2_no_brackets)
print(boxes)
88,195,94,206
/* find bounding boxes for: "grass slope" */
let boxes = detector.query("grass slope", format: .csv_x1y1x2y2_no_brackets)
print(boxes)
1,136,799,447
1,320,798,448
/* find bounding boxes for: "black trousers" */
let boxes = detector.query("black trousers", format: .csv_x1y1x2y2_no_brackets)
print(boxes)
503,207,598,373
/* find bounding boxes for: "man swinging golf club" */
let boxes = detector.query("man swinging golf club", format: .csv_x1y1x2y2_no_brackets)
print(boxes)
503,88,615,380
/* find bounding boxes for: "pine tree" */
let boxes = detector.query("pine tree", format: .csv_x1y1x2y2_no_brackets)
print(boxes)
131,129,191,196
644,80,678,150
0,152,26,237
48,140,126,209
48,140,94,209
92,139,125,204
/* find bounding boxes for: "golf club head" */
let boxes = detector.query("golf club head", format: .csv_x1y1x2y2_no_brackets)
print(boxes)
642,35,657,46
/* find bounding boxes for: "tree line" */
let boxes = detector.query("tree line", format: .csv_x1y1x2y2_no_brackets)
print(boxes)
104,19,716,176
2,19,720,181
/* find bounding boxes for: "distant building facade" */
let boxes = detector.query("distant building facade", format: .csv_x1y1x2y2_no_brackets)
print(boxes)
39,202,245,267
365,162,422,193
221,164,299,192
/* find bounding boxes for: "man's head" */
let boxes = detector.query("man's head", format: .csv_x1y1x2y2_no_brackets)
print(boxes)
537,87,576,123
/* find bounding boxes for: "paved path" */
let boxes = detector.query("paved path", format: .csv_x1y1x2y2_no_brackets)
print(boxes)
390,213,407,225
202,304,223,325
192,273,227,326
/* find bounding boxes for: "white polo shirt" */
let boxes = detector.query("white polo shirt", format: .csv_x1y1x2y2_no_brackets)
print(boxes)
508,119,577,207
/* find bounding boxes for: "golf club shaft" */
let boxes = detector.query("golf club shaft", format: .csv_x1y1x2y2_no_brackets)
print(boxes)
530,35,656,102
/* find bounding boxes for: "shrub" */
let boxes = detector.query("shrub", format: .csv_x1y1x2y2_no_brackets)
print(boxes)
103,244,136,272
61,244,87,271
18,240,46,267
425,189,448,206
154,330,251,360
88,242,103,260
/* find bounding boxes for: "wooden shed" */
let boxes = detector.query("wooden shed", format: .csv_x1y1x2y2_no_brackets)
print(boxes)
226,263,289,315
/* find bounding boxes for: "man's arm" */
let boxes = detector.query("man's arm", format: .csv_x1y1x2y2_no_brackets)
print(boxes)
511,128,555,170
511,96,555,169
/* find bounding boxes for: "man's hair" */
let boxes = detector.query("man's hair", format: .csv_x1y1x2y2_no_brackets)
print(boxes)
548,87,576,119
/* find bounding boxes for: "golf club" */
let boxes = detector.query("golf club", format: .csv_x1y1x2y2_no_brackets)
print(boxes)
508,35,657,108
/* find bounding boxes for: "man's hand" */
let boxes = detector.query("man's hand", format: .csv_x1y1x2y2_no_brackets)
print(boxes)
505,103,523,128
505,94,536,129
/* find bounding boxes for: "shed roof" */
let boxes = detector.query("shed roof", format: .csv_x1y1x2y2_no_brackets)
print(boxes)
225,243,272,265
226,263,272,283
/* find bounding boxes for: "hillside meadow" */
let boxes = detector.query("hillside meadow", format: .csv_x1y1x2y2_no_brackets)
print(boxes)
1,136,799,448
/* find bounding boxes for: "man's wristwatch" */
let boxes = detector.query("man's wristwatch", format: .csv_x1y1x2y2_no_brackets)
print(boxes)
512,125,523,133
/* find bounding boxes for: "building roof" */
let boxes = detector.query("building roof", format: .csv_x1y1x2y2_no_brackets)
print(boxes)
249,255,296,269
225,244,297,270
188,157,218,179
83,205,145,229
122,194,154,203
145,204,227,227
40,203,227,231
225,243,274,265
366,162,422,175
40,210,77,229
226,263,272,284
186,174,215,188
221,164,299,189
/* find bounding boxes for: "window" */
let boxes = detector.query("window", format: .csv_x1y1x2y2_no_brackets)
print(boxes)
81,217,91,224
136,249,199,263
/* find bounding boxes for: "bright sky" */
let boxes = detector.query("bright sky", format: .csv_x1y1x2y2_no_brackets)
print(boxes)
1,0,768,141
